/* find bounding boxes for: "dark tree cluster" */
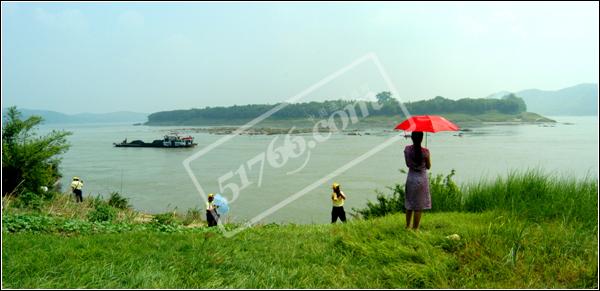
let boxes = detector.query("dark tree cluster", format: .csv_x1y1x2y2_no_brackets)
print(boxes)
147,92,527,124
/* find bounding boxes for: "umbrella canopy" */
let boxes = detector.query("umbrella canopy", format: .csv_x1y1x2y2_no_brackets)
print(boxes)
394,115,460,133
213,194,229,215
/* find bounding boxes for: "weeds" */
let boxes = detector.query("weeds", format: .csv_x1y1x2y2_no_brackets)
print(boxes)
107,192,130,210
182,207,204,226
352,170,462,219
87,203,117,223
354,169,597,231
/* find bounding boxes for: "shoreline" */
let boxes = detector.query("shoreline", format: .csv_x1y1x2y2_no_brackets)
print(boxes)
154,120,559,136
4,169,597,229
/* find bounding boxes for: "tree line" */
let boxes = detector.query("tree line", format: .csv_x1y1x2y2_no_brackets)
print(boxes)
146,92,527,124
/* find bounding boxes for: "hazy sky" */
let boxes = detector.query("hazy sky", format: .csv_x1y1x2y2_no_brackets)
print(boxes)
2,2,598,114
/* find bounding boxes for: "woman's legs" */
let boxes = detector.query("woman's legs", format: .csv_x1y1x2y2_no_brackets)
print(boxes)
405,210,413,228
412,210,422,230
405,210,423,230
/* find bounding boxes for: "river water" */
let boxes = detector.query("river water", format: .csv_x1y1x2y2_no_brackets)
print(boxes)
39,116,598,224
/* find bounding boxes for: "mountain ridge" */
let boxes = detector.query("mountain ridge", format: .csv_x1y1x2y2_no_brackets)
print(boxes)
487,83,598,116
1,108,149,124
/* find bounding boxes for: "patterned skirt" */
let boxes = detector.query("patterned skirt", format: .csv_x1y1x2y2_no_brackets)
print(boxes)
405,169,431,210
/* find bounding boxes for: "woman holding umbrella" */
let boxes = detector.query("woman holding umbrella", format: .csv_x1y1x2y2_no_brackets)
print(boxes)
404,131,431,230
395,115,459,230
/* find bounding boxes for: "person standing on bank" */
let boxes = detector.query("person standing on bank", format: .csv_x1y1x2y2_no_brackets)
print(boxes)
70,177,84,203
206,193,220,227
404,131,431,230
331,183,347,223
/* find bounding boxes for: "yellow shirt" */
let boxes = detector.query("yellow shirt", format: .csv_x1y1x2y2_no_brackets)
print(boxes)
206,201,214,211
332,191,345,207
70,180,83,190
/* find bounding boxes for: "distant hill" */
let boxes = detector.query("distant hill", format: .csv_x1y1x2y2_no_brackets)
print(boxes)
1,108,148,124
488,83,598,116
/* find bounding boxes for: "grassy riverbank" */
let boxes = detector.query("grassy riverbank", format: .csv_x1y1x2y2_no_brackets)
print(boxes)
3,212,597,288
2,171,597,288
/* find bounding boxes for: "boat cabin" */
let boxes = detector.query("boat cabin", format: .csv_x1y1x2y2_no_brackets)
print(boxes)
162,135,194,147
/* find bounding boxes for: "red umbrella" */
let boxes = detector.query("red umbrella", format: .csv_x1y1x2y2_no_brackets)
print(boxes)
394,115,460,146
394,115,460,132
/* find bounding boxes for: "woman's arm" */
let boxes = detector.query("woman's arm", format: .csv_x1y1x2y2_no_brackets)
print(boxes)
425,154,431,170
404,148,410,168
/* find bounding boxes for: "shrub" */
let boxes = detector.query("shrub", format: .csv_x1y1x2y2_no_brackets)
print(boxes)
2,213,139,234
14,191,44,210
352,184,405,219
2,213,58,233
2,106,71,197
88,195,107,207
151,212,178,226
9,189,60,211
352,170,461,219
40,190,58,201
182,208,203,226
87,203,116,222
150,212,182,232
429,169,462,212
107,192,130,209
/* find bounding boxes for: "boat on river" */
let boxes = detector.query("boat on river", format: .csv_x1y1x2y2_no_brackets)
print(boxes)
114,135,197,148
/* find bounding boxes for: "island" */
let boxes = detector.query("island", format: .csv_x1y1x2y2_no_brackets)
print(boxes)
144,92,555,129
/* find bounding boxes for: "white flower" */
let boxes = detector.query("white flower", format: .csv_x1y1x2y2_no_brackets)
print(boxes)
446,234,461,240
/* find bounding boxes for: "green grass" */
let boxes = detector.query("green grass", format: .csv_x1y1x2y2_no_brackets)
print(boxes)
462,170,598,229
354,169,598,230
2,171,598,288
2,211,597,288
